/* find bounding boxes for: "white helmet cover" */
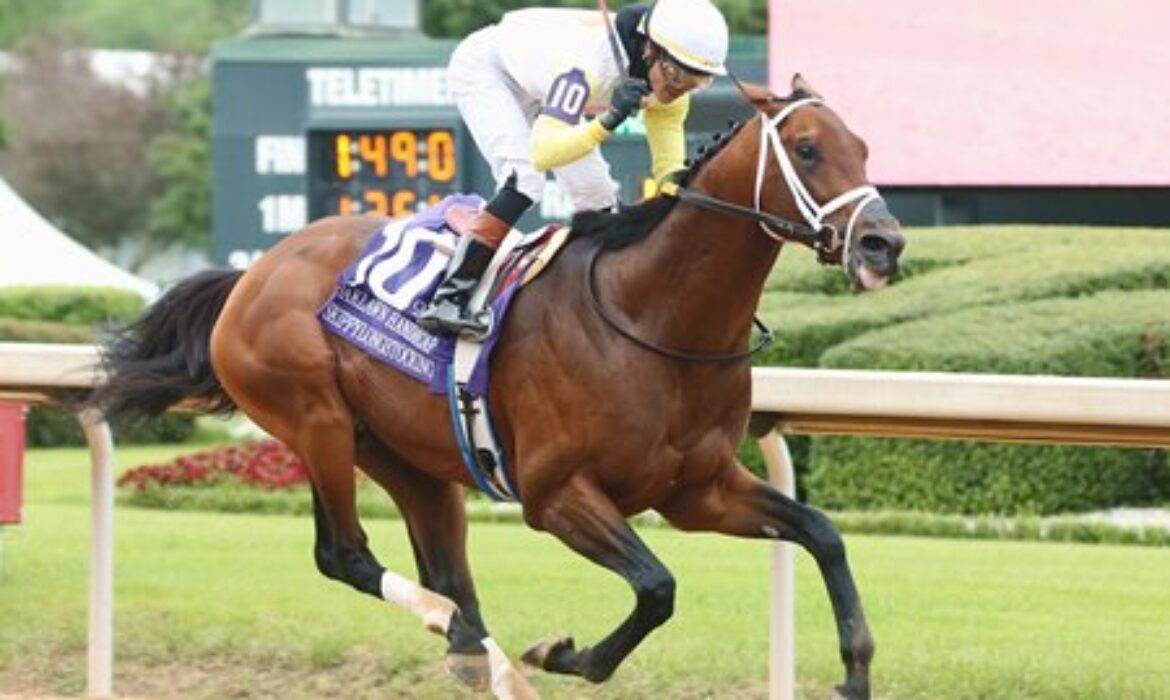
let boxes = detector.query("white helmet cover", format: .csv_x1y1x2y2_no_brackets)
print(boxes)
640,0,729,76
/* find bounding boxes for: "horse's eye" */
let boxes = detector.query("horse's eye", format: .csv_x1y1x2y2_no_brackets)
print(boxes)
795,142,817,163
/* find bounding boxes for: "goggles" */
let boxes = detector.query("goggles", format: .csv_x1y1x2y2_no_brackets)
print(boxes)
659,53,714,92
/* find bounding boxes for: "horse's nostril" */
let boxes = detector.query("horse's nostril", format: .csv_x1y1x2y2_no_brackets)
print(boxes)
859,229,906,259
860,234,886,253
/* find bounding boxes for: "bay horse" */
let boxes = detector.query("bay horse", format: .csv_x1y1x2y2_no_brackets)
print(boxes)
91,76,904,699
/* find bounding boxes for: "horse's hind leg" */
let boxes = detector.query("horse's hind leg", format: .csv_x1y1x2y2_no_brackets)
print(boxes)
251,389,458,636
521,475,676,684
659,464,874,700
356,440,537,699
303,443,457,634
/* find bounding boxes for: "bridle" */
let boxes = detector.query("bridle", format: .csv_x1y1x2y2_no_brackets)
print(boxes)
660,97,884,265
591,0,882,263
587,97,885,363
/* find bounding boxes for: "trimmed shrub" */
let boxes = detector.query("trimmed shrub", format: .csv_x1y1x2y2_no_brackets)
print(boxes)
0,286,193,446
809,438,1167,515
821,290,1170,375
26,406,196,447
0,317,98,343
0,286,144,324
807,290,1170,515
756,228,1170,368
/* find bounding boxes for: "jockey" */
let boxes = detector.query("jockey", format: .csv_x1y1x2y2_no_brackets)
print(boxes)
417,0,730,336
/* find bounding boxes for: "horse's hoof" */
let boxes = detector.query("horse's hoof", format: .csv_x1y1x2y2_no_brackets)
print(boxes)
520,634,574,670
831,682,869,700
446,652,491,692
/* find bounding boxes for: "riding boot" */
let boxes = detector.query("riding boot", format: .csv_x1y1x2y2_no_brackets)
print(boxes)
416,220,505,337
417,175,534,337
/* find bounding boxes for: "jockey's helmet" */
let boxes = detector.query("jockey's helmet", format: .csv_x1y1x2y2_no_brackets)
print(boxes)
639,0,729,76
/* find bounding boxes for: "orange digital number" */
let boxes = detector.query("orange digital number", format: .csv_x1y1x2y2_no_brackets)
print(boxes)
335,134,353,179
427,131,456,183
389,132,419,178
392,190,417,217
363,190,390,216
359,134,388,177
339,194,354,215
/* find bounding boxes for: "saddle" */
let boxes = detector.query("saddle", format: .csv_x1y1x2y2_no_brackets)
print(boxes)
441,202,571,305
318,194,574,502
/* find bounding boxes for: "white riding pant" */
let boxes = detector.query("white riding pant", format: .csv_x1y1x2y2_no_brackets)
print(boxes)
446,26,620,212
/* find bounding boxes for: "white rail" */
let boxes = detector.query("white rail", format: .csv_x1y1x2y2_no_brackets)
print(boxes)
0,342,112,698
751,367,1170,700
3,344,1169,699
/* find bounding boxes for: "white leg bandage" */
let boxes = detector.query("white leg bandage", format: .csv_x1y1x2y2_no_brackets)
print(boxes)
380,570,457,635
481,636,539,699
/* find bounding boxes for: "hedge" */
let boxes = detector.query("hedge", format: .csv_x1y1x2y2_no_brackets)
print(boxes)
806,290,1170,515
26,407,196,447
0,286,145,324
821,289,1170,376
0,317,98,343
756,227,1170,367
765,226,1170,296
1,285,193,446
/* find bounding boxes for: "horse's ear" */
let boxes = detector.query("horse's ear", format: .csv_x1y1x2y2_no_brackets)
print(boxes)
739,81,777,106
791,73,823,99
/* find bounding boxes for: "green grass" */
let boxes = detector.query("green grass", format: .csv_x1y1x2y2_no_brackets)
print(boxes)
3,446,1170,699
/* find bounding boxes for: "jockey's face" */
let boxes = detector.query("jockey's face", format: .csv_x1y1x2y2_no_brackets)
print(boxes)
645,44,714,104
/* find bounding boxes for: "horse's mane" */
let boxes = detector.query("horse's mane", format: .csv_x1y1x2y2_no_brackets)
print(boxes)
571,88,812,250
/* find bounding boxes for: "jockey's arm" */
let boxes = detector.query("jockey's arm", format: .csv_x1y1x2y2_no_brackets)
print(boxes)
530,116,611,173
643,93,690,187
527,88,689,179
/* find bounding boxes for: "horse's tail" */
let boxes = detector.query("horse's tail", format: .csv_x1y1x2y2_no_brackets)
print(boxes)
89,269,244,421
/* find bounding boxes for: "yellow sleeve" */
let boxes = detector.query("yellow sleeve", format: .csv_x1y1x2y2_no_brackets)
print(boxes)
644,93,690,184
530,115,611,172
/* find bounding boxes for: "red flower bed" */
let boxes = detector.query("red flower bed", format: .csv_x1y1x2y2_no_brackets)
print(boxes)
118,440,309,491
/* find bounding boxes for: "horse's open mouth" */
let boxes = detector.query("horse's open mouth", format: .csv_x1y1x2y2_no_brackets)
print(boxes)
852,262,891,292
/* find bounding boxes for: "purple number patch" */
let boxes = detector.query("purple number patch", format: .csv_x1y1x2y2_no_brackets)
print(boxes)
541,68,590,125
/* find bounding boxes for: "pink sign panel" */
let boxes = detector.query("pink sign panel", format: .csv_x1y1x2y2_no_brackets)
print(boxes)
769,1,1170,186
0,402,25,525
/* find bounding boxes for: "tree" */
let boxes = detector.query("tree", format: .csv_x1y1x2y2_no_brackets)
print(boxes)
146,77,211,253
0,0,69,49
0,0,248,52
0,30,177,268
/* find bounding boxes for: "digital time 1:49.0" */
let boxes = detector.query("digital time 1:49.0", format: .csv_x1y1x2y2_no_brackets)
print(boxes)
307,127,461,220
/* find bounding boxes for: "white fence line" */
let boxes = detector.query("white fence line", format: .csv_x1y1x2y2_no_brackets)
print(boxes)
3,343,1169,699
751,367,1170,700
0,343,113,698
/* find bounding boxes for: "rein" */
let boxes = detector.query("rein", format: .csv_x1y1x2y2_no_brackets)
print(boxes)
657,180,824,251
585,245,774,363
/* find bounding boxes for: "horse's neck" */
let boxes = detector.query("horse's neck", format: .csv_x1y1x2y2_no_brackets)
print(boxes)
604,155,782,354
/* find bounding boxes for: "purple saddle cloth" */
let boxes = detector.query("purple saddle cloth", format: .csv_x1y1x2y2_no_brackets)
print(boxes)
317,194,523,397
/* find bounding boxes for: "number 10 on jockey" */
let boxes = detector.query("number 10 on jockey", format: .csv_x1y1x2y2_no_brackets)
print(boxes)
416,0,731,337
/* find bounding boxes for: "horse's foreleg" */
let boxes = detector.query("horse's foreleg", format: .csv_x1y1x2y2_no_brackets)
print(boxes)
358,447,536,699
521,476,675,684
659,466,873,700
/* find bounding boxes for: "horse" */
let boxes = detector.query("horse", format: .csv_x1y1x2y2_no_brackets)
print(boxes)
90,75,904,699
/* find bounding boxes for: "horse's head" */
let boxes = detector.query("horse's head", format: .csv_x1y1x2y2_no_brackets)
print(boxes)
746,75,905,291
